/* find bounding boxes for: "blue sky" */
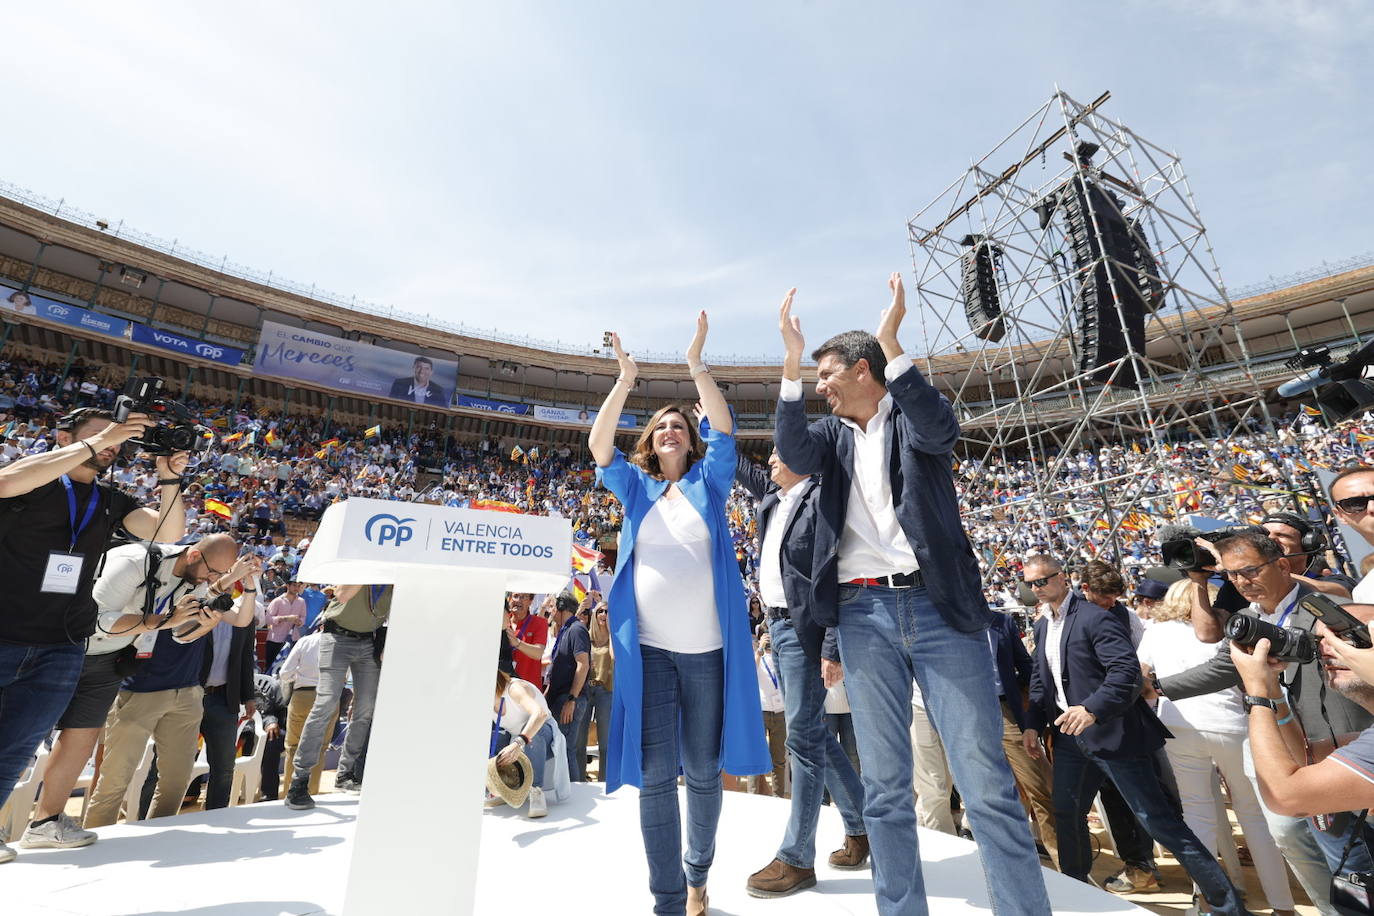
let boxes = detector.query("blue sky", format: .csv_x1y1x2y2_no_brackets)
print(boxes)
4,1,1370,362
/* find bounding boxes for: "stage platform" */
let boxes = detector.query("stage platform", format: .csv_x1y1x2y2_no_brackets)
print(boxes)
9,784,1145,915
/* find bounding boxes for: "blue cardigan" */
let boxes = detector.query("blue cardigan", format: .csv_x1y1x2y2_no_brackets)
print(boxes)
596,427,771,792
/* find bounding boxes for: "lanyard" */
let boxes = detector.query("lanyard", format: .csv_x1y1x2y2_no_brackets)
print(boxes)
761,656,778,690
1275,594,1300,629
490,698,505,757
515,612,535,641
368,585,386,611
60,475,100,552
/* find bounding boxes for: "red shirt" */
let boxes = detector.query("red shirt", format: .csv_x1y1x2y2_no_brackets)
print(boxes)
510,612,549,686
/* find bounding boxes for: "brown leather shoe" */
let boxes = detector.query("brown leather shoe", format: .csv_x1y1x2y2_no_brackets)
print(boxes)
687,883,709,915
745,858,817,898
828,833,870,869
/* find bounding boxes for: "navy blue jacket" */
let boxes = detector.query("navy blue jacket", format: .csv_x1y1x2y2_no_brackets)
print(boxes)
735,457,836,662
991,612,1035,731
1027,591,1169,759
773,364,992,633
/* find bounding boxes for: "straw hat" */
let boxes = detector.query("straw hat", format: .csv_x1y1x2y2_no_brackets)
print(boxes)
485,751,534,808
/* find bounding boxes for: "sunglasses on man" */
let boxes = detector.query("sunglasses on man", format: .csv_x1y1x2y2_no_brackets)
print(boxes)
1023,573,1060,589
1335,494,1374,515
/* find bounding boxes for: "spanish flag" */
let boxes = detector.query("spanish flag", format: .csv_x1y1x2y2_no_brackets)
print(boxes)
1302,405,1323,417
204,499,232,519
265,429,279,447
572,543,602,573
570,578,588,605
364,425,381,439
222,432,244,444
318,437,340,451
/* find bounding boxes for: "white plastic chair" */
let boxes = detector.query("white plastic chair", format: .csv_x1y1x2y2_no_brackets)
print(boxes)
230,714,266,805
0,745,51,841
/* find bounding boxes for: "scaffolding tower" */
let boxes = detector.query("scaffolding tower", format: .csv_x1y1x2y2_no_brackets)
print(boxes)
907,89,1271,567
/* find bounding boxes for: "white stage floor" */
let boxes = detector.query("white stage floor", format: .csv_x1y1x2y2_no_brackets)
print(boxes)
8,784,1145,915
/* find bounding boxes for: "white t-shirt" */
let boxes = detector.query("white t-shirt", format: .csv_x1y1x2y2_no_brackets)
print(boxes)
756,653,784,713
1354,569,1374,604
633,495,722,653
496,677,551,738
1136,620,1245,734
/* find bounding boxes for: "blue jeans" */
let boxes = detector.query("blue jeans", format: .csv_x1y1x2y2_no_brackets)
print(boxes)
557,693,591,782
494,720,555,786
640,646,724,916
585,682,613,782
768,616,866,868
1052,732,1248,915
835,585,1050,916
0,644,84,809
826,712,861,778
200,690,239,810
1310,810,1374,877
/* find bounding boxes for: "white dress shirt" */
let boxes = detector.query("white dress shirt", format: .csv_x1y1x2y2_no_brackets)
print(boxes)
1044,593,1073,716
758,481,805,609
780,354,920,581
279,631,324,688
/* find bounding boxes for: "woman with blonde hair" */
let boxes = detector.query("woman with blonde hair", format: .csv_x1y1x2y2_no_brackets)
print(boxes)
590,314,770,916
1136,578,1295,915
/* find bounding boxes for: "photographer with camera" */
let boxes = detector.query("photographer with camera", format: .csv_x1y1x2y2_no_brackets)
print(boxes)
83,534,251,828
18,542,257,848
0,406,190,864
1232,601,1374,915
1147,530,1374,914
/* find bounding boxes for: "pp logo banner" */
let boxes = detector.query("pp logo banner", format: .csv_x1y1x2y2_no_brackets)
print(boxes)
364,513,416,548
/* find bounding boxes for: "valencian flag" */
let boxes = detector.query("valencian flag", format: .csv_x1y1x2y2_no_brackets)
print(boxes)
1302,405,1323,417
364,425,381,439
528,446,540,462
511,445,525,462
1232,463,1251,481
204,499,233,519
572,543,602,573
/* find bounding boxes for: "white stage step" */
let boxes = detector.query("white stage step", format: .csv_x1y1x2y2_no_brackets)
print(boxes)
7,784,1144,915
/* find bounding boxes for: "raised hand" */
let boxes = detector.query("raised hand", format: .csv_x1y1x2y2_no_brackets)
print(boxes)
611,332,637,386
686,311,708,367
778,288,804,360
876,272,906,354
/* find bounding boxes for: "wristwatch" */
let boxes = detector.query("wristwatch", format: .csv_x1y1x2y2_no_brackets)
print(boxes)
1243,694,1283,714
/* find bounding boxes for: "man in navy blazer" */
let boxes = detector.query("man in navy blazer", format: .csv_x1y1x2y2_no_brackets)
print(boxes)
735,452,867,898
989,611,1058,868
772,275,1050,916
1020,555,1249,914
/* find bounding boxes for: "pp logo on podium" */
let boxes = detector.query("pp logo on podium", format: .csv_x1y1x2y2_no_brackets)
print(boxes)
364,513,417,548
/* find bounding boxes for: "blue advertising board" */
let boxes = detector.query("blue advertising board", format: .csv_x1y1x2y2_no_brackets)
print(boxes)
456,395,532,416
255,320,460,405
1,284,131,340
130,323,244,366
531,404,636,428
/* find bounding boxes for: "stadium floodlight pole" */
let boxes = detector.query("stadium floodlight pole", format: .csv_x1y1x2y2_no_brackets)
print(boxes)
19,240,47,294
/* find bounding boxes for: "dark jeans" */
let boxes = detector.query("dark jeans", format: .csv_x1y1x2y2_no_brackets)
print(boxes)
1099,778,1156,869
640,646,724,915
1052,732,1249,915
264,641,285,672
200,690,239,810
556,694,591,782
0,644,84,809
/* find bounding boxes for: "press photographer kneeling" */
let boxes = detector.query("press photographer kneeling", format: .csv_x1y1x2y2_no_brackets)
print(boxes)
1145,530,1374,913
1232,599,1374,914
0,405,191,864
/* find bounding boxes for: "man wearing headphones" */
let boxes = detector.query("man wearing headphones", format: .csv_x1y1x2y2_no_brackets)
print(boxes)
1261,512,1354,598
0,407,189,864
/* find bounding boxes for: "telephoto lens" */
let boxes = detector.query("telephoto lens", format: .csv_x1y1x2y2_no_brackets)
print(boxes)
1225,614,1317,664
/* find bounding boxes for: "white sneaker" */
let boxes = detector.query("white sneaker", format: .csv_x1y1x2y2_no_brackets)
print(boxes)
0,838,15,864
20,813,97,849
527,786,548,819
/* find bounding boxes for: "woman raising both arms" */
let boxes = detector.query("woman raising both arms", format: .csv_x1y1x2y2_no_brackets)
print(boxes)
589,313,770,916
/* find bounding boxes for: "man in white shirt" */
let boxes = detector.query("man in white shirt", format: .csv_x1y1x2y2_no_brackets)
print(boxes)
1332,468,1374,602
773,276,1049,915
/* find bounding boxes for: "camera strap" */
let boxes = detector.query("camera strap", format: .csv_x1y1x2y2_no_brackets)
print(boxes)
1337,810,1371,876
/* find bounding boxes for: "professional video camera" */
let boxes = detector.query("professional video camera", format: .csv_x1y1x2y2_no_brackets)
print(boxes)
1225,614,1318,664
113,377,212,456
1158,522,1263,572
1277,339,1374,422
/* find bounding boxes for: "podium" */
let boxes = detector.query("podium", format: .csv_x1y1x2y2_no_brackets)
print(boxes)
297,497,572,916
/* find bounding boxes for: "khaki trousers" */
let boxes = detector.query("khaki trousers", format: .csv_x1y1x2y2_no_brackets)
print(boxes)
85,686,204,828
911,702,958,835
284,687,339,795
1001,699,1059,870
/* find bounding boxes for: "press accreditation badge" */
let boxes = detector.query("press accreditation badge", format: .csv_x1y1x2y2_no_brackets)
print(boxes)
41,552,84,595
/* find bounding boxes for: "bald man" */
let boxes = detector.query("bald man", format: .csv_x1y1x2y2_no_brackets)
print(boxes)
84,534,255,827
